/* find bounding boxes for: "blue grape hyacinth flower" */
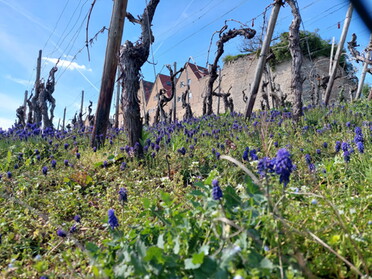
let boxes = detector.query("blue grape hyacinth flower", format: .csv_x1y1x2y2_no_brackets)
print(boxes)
74,215,81,223
119,187,128,203
356,141,364,153
108,209,119,229
257,157,276,178
57,229,67,237
335,141,341,153
42,166,48,176
212,179,223,201
274,148,294,187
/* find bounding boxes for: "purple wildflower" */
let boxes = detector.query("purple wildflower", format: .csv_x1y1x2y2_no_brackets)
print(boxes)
120,162,127,171
76,152,81,159
343,151,350,162
215,152,221,160
108,209,119,229
257,157,276,177
341,142,349,152
177,147,186,155
119,187,128,203
7,171,12,179
356,141,364,153
64,159,69,166
335,141,341,153
69,224,77,233
211,179,223,200
51,159,56,168
250,149,258,161
274,148,294,187
42,166,48,176
354,127,364,143
57,229,67,237
74,215,81,223
242,147,249,161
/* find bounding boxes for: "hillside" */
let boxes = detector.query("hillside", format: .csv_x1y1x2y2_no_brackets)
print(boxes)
0,101,371,278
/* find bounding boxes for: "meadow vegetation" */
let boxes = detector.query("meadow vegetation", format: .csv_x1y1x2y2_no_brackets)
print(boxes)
0,101,371,278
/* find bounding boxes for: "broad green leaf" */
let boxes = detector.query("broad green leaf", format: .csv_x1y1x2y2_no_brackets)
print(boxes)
185,258,202,270
85,175,93,185
157,233,164,249
173,236,180,254
144,246,164,264
192,252,205,265
189,190,206,196
260,257,274,270
143,198,151,209
204,169,219,186
86,242,99,254
160,191,172,206
224,185,241,209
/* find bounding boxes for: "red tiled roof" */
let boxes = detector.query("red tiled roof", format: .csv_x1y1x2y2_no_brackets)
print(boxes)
142,80,153,104
187,62,209,79
158,74,173,97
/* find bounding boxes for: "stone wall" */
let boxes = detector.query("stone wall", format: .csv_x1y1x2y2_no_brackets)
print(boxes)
219,54,357,114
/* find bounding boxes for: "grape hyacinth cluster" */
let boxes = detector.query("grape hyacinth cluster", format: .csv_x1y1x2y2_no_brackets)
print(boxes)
354,127,364,153
108,209,119,229
257,148,294,187
211,179,223,201
119,187,128,204
274,149,294,187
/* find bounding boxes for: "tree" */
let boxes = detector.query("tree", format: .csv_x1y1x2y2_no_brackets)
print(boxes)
119,0,160,156
286,0,303,121
153,65,184,124
204,25,256,115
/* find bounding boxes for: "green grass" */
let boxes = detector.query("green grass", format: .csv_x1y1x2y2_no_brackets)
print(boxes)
0,101,371,278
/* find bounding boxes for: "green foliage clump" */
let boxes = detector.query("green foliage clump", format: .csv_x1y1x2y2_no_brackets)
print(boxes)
271,31,332,64
222,53,249,64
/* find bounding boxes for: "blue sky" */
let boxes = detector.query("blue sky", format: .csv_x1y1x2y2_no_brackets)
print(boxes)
0,0,371,129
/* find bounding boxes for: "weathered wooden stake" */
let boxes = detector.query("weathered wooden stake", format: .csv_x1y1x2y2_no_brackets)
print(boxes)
62,107,66,131
355,33,372,99
80,90,84,124
35,50,42,88
23,90,28,118
324,3,353,106
91,0,128,147
217,67,222,114
329,37,335,75
173,62,177,122
244,0,282,119
114,68,121,128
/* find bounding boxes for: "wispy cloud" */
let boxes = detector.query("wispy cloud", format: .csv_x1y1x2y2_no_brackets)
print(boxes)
0,29,36,70
0,0,52,33
42,57,92,72
5,75,33,87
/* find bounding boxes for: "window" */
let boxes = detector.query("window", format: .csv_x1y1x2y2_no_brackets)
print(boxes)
187,79,191,85
189,92,192,99
180,81,185,88
166,81,171,86
177,96,181,102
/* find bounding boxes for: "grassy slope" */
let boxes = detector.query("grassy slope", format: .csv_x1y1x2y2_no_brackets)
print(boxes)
0,101,371,278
